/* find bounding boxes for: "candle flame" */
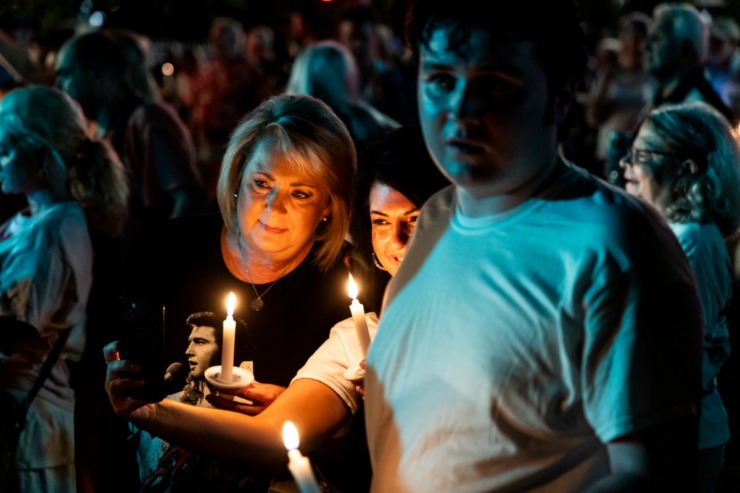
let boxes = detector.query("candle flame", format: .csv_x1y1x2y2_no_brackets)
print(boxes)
227,292,236,316
283,421,299,450
347,273,359,300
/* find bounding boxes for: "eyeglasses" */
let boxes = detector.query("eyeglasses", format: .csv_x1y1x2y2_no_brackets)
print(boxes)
622,146,683,165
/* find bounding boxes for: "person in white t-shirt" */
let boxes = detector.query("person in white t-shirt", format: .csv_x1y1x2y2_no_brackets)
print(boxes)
362,1,705,492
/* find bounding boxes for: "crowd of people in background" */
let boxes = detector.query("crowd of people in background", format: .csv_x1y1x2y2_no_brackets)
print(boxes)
1,1,738,197
1,0,740,492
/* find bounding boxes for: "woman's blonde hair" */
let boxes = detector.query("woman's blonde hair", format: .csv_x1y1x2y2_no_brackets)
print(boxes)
0,85,129,237
217,94,356,271
643,101,740,236
285,40,361,109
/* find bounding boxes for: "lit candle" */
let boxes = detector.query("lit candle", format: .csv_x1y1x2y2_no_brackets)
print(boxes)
221,292,236,382
347,274,371,357
283,421,321,493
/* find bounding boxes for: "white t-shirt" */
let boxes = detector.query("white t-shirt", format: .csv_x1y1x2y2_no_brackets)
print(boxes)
365,163,702,492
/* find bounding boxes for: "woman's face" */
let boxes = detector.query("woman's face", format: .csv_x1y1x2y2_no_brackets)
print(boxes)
369,182,420,277
0,133,43,195
236,138,331,263
621,150,659,205
620,123,676,212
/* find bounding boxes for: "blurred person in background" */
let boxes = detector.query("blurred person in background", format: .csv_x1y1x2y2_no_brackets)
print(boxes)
54,30,206,491
244,24,288,102
0,85,128,493
645,3,734,123
705,16,740,122
337,4,419,126
55,29,206,241
0,11,45,226
585,11,655,187
286,39,399,155
621,100,740,492
191,17,263,204
106,28,161,102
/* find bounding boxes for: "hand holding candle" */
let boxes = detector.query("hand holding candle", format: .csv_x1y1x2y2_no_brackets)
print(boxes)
347,274,371,357
283,421,321,493
221,292,236,382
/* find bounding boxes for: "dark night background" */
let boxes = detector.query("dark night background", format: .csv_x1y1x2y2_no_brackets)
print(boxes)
2,0,739,52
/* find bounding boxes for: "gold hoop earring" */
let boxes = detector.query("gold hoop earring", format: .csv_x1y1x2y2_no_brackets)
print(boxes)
372,252,387,271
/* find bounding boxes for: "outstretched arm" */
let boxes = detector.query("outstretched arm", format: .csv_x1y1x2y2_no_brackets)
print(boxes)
104,341,352,464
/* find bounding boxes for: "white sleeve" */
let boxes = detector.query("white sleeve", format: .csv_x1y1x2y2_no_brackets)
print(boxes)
292,313,378,415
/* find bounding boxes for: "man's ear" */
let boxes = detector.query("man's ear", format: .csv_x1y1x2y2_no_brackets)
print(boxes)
553,78,578,124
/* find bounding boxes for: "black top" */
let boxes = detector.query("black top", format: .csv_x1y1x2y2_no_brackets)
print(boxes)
153,213,349,386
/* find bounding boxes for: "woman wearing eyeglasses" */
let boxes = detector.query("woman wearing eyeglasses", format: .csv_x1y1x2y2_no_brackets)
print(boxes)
620,100,740,493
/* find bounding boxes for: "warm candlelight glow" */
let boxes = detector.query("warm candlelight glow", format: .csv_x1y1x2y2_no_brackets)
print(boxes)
283,421,300,450
346,274,371,358
227,292,236,316
283,420,321,493
347,273,359,300
221,292,237,382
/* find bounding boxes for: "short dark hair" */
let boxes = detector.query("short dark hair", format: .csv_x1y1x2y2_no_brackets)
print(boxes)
350,124,449,308
404,0,587,91
351,123,449,250
185,311,221,346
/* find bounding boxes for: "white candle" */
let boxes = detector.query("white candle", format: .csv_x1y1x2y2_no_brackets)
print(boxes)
283,421,321,493
221,292,236,382
347,274,371,357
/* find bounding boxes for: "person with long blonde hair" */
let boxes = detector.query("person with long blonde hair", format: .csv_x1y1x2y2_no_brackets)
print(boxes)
0,84,128,492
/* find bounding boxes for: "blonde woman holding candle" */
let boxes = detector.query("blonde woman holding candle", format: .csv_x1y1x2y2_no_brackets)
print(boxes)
108,94,361,491
104,124,448,491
